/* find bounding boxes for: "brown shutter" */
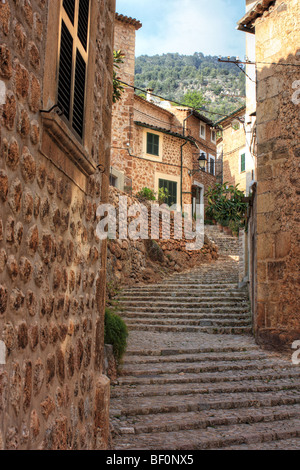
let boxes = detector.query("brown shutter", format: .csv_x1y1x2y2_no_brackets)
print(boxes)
77,0,90,50
57,20,73,119
72,49,86,138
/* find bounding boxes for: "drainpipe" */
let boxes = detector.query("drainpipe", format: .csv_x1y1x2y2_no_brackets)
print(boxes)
180,110,193,210
180,140,188,209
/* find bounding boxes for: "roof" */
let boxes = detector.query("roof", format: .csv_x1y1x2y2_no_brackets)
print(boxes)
237,0,275,32
115,13,142,30
134,94,175,118
173,107,215,128
215,106,246,127
134,121,197,146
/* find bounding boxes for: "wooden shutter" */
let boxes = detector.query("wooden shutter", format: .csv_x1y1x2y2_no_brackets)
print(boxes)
73,49,86,137
241,153,246,172
147,133,159,156
159,179,177,206
57,20,73,120
63,0,75,24
77,0,90,50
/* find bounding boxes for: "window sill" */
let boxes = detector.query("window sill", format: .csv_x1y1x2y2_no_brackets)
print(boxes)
41,112,96,176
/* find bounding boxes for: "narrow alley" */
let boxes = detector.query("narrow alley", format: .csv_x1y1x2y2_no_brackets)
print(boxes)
110,228,300,450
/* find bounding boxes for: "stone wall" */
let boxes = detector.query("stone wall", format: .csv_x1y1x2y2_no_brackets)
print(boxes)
253,0,300,349
106,187,218,289
0,0,115,450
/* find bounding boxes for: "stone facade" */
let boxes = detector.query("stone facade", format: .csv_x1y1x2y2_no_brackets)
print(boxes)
0,0,115,449
238,0,300,350
111,14,217,211
217,107,252,194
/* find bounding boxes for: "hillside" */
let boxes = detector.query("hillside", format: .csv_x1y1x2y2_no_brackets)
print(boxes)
134,53,246,121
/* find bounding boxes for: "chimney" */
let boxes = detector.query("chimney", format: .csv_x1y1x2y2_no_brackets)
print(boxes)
146,88,154,102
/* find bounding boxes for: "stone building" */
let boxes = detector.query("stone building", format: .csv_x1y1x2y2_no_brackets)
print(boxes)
111,13,217,213
216,105,256,195
0,0,115,449
237,0,300,350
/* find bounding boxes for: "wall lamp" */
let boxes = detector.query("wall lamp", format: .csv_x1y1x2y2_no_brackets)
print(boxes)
188,152,207,176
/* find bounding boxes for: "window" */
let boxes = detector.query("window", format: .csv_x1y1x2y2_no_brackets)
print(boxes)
147,132,160,156
57,0,90,139
208,155,215,175
159,179,177,207
200,123,206,139
211,129,216,143
240,153,246,173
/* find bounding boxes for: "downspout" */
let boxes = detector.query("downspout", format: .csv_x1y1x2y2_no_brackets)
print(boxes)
180,110,193,210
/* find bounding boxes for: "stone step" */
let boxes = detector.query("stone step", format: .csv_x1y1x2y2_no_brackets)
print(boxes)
120,299,249,307
121,312,251,320
121,324,252,334
124,345,259,357
116,367,300,387
223,437,300,450
120,294,249,301
121,306,250,314
111,404,300,436
113,419,298,450
119,357,287,377
111,377,300,399
121,350,269,365
122,318,252,327
121,284,241,292
110,390,300,418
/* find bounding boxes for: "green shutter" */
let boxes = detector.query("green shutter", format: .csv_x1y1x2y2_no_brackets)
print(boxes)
147,133,159,156
159,179,177,206
241,153,246,172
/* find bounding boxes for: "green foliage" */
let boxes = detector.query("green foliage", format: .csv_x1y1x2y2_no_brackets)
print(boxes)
134,52,246,117
157,187,169,205
135,187,156,201
181,90,207,110
205,183,248,229
113,50,125,103
104,308,128,363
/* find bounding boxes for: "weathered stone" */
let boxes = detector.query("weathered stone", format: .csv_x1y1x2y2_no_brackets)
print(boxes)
33,359,44,396
0,170,8,201
6,138,19,170
26,290,37,317
18,108,30,138
28,41,40,70
3,91,16,130
10,288,25,313
41,396,55,421
23,189,34,223
10,362,21,416
27,224,39,254
7,255,18,281
28,324,39,351
30,410,40,439
21,147,36,182
0,285,8,315
19,257,33,283
0,44,12,79
14,61,29,100
14,22,27,57
8,178,22,214
17,322,28,349
23,361,32,412
29,73,41,113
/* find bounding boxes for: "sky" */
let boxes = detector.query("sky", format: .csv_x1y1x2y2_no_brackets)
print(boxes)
115,0,247,59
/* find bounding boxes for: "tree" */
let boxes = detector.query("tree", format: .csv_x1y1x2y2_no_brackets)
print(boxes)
181,90,207,110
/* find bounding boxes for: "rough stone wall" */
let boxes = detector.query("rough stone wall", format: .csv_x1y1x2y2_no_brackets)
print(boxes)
0,0,115,450
222,121,247,192
254,0,300,349
111,18,138,181
106,187,218,288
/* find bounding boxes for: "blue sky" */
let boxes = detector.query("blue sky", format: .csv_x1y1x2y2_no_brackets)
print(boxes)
116,0,247,59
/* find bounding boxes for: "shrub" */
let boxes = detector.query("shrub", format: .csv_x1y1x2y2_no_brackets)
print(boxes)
135,187,156,201
205,182,247,229
104,308,128,363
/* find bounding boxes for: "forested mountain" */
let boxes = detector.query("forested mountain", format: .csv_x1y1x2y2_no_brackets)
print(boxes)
134,53,246,121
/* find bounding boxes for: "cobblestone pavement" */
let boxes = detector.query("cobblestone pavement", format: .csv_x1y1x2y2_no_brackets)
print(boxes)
110,228,300,450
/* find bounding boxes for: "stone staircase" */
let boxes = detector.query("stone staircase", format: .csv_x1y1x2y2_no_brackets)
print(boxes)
110,227,300,450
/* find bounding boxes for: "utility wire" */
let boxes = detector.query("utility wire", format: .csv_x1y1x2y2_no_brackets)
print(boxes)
116,79,239,120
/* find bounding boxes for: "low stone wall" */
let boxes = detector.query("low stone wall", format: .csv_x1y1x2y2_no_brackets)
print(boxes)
106,187,218,289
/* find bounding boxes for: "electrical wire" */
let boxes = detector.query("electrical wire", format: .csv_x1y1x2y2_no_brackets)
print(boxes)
116,79,239,119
